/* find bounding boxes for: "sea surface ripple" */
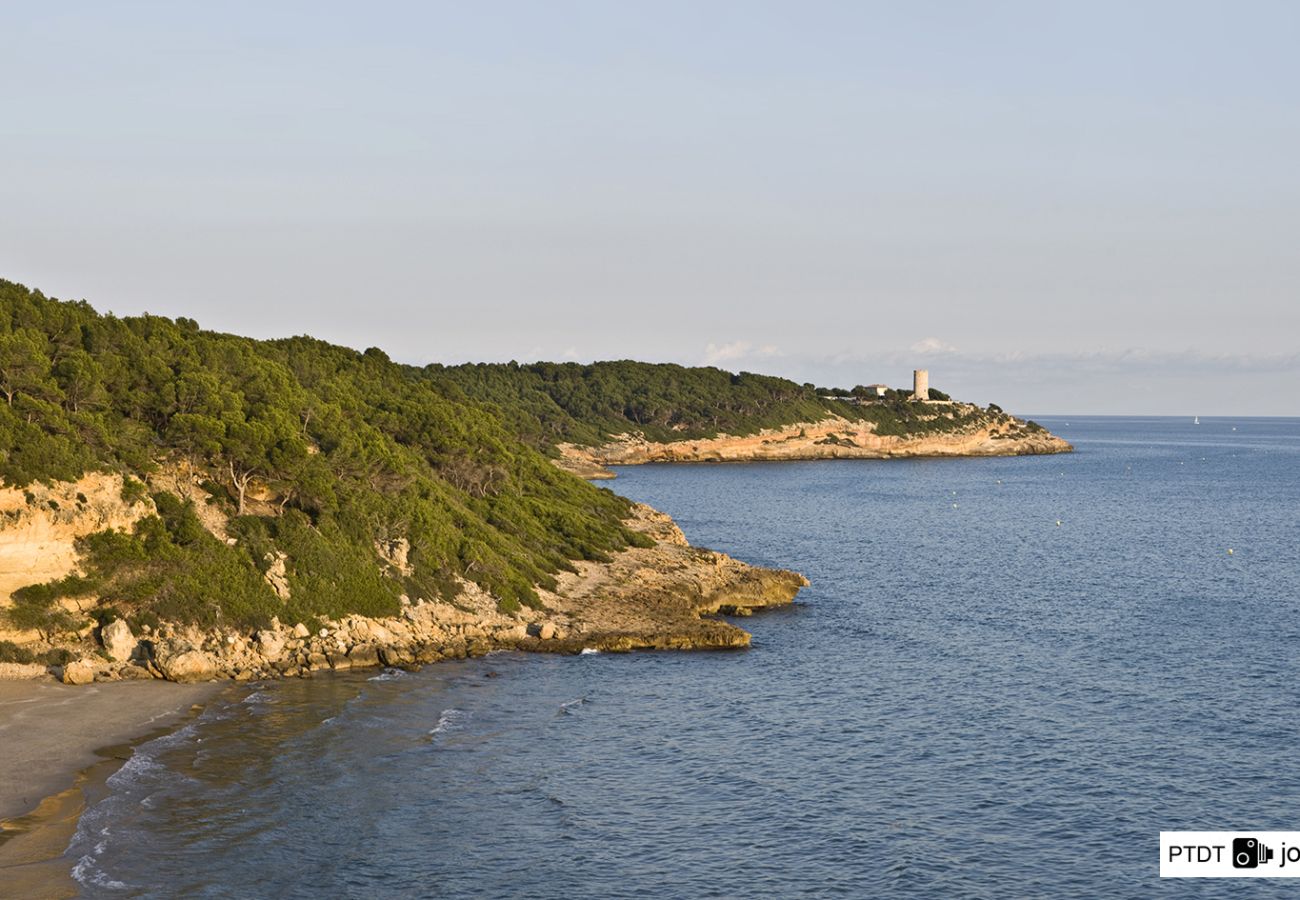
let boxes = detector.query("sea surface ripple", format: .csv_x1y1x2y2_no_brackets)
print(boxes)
67,417,1300,897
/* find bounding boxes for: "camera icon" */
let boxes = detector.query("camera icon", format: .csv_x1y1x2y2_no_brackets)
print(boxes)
1233,837,1275,869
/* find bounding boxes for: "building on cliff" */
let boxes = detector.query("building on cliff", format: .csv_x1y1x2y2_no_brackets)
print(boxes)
912,369,929,401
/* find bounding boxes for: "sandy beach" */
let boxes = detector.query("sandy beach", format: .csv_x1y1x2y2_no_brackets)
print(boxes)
0,679,224,821
0,678,225,894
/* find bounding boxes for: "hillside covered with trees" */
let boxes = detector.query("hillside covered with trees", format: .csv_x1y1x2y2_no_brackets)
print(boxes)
0,280,648,637
433,361,971,448
0,279,1012,644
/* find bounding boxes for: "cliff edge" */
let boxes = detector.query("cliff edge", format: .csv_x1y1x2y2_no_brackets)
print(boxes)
556,407,1072,478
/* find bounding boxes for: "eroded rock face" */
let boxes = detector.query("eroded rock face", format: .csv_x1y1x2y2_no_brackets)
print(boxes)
28,500,809,686
101,618,136,662
0,473,152,615
263,552,291,600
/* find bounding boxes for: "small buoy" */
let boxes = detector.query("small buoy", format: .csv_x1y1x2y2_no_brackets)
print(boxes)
1228,549,1234,555
1056,520,1062,527
952,503,958,508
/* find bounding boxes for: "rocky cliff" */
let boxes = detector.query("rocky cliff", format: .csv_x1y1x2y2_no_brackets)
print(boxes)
0,481,806,684
0,475,151,624
556,408,1071,477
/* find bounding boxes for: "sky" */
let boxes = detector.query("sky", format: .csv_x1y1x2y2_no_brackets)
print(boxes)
3,1,1298,415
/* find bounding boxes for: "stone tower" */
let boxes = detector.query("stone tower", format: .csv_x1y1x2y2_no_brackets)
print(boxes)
913,369,929,401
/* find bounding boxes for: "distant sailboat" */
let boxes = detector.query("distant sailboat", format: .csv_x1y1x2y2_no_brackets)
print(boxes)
1194,416,1200,425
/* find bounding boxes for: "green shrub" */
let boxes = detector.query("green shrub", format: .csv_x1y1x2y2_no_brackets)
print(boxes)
120,476,149,506
0,640,35,664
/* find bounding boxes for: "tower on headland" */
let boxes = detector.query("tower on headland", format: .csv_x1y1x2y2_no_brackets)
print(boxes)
913,369,929,401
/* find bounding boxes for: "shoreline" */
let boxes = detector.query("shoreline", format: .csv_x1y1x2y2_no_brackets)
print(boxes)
0,680,225,824
2,503,807,689
555,414,1073,478
0,680,226,896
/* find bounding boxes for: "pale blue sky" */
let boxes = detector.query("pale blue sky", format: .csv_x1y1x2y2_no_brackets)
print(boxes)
4,2,1298,414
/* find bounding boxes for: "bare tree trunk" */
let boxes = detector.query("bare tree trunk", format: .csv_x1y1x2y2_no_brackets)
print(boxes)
229,460,256,515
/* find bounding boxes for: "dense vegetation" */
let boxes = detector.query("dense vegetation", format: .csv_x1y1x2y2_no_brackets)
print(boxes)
0,278,1009,639
0,280,648,633
432,361,968,448
431,361,860,447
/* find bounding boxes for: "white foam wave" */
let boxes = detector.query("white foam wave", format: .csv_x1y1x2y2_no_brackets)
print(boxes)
369,668,406,682
429,708,466,735
579,647,600,655
72,853,129,891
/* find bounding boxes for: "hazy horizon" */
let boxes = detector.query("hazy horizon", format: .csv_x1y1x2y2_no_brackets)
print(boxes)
4,2,1298,415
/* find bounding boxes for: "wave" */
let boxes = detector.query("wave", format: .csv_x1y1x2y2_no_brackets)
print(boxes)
430,708,467,736
72,853,130,891
368,668,406,682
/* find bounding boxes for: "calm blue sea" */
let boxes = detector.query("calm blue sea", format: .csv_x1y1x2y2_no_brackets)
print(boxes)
67,417,1300,898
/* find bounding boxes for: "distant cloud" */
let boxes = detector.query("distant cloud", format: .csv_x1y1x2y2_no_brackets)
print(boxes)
702,340,782,367
910,336,958,355
829,345,1300,375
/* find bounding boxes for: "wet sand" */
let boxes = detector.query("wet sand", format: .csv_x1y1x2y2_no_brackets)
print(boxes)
0,679,225,895
0,679,224,821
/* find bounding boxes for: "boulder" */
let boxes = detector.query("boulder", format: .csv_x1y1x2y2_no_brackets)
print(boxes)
61,660,96,685
292,622,310,639
348,645,380,668
497,624,529,642
116,664,153,680
157,649,217,684
255,630,286,659
351,620,393,644
101,619,137,662
538,622,557,641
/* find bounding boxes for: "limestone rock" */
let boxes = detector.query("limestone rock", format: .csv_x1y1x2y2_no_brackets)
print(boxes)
61,659,96,685
263,551,291,600
292,622,310,639
255,630,286,659
157,648,217,683
538,622,557,641
101,618,137,662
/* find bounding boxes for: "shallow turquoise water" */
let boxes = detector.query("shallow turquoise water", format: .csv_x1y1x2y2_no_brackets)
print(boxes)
68,417,1300,897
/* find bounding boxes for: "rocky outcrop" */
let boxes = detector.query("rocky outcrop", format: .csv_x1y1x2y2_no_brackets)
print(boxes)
0,473,151,611
555,409,1072,477
4,501,807,685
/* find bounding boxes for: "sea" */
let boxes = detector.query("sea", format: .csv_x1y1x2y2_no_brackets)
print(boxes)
62,416,1300,898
